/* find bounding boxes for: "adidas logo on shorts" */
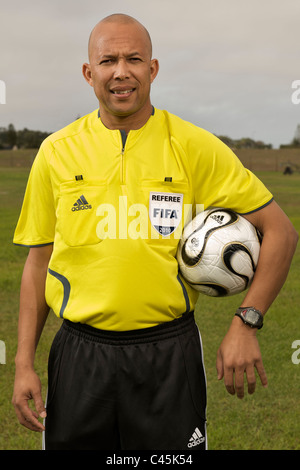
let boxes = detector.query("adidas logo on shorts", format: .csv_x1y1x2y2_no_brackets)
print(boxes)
187,427,205,448
71,195,92,212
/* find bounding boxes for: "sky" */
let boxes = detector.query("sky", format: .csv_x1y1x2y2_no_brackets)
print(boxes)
0,0,300,148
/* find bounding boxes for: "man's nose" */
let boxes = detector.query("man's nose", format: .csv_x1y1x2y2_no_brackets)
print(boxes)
113,59,130,80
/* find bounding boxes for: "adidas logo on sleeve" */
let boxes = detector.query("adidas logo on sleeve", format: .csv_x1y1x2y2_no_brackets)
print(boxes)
187,427,205,447
71,195,92,212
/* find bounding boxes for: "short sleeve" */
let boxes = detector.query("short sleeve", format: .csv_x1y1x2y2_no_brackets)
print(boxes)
191,131,273,214
13,142,56,246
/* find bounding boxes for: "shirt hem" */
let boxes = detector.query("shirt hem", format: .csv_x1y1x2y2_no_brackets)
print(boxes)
13,242,54,248
237,197,273,215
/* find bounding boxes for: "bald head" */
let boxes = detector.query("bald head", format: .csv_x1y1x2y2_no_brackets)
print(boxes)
82,13,159,131
88,14,153,61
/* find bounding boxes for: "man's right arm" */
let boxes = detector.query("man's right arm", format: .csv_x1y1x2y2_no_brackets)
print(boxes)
12,244,53,432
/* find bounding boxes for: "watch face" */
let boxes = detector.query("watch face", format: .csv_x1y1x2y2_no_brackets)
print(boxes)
237,308,263,329
245,309,260,324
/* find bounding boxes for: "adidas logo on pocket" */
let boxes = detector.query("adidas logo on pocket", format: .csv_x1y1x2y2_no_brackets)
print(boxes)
187,427,205,448
71,195,92,211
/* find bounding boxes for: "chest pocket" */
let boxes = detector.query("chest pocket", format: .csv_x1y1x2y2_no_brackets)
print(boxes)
57,181,107,247
139,180,192,243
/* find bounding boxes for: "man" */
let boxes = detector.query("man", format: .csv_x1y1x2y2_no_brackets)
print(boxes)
12,14,298,450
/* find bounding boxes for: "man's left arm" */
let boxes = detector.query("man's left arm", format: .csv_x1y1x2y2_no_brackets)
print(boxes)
216,200,298,398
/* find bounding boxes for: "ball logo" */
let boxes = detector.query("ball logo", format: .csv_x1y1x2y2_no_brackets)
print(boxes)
210,213,225,224
149,191,183,236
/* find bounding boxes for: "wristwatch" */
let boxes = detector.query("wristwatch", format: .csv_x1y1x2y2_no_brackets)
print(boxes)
235,307,264,329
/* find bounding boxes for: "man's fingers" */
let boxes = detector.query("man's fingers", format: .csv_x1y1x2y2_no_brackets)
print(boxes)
223,363,267,398
246,359,268,395
216,349,224,380
32,390,47,419
14,399,45,432
234,367,245,399
223,366,235,396
224,366,246,398
217,335,268,398
255,359,268,389
12,384,46,433
245,366,257,395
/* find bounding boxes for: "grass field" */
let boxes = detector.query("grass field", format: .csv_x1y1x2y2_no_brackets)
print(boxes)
0,153,299,450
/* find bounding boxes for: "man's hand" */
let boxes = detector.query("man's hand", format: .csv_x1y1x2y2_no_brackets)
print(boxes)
12,366,46,432
216,316,268,398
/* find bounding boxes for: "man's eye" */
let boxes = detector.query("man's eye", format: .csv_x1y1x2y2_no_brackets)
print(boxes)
100,59,114,65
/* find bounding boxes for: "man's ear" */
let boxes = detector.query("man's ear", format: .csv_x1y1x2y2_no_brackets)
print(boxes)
82,63,93,87
150,58,159,84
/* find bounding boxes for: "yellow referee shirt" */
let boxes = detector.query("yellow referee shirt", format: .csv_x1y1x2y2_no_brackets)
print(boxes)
13,108,273,330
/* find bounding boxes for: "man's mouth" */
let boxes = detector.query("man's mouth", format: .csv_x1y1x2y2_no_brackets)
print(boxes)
110,88,135,96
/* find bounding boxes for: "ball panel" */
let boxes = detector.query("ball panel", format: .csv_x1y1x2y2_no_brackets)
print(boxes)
188,283,229,297
177,207,261,297
180,208,239,267
222,243,256,288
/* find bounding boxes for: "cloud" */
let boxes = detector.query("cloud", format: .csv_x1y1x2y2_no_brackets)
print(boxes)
0,0,299,147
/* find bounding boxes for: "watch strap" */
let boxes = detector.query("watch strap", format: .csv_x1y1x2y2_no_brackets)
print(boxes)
235,307,264,329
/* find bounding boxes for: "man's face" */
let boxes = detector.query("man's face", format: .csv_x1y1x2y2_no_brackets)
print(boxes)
83,21,159,127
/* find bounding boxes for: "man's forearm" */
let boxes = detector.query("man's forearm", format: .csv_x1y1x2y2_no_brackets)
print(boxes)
242,201,298,315
15,245,52,368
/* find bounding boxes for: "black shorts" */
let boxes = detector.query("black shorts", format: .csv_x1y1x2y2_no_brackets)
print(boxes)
44,311,207,450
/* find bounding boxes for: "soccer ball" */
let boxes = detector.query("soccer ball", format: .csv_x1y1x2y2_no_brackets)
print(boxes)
176,208,261,297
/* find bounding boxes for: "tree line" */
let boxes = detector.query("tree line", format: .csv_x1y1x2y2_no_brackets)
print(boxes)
0,123,300,150
0,124,50,149
217,135,273,149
